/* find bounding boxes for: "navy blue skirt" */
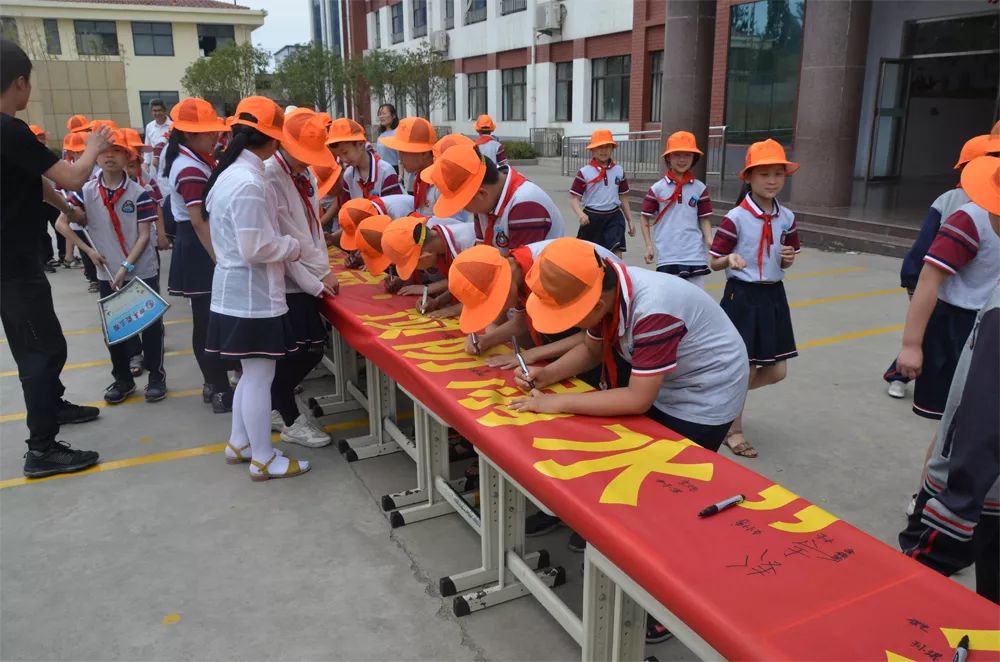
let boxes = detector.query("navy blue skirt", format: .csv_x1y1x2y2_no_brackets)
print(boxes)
286,292,327,349
720,279,797,365
168,222,214,297
577,208,627,253
205,312,299,360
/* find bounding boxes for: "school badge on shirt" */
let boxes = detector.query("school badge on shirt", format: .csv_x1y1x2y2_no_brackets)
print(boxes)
495,230,509,248
122,200,135,213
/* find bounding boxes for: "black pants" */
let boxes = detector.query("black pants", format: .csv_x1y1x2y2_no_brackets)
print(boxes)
73,229,98,283
0,271,67,451
98,275,165,384
41,206,64,263
900,488,999,604
271,348,323,426
190,295,231,393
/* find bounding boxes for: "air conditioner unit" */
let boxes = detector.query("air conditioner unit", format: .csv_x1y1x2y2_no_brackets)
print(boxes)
429,30,449,54
535,1,565,34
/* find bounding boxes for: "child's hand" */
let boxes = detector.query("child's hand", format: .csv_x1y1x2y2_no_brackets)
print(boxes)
112,267,127,290
398,284,423,297
514,364,549,391
627,222,636,237
156,234,171,251
88,250,106,268
644,246,655,264
464,335,483,356
70,207,87,226
896,346,923,380
343,250,364,269
428,303,460,319
577,213,590,226
508,391,560,414
320,272,340,297
779,245,796,268
417,295,440,315
727,254,748,270
485,352,518,368
383,276,403,293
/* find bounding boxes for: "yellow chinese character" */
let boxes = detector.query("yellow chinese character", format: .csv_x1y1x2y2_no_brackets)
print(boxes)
532,424,714,506
444,378,593,427
395,337,494,372
336,269,385,288
358,311,460,340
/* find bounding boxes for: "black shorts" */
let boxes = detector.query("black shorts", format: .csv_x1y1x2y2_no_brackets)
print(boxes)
656,264,711,279
576,207,626,253
913,300,977,419
645,406,732,452
720,279,797,365
205,312,299,360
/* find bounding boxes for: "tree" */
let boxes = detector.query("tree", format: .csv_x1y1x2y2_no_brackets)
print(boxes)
182,42,270,112
352,43,451,117
273,42,344,112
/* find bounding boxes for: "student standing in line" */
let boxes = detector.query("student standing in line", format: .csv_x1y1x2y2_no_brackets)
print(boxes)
472,114,508,171
264,108,341,448
641,131,714,288
569,129,634,258
708,139,801,459
203,96,309,481
161,98,235,413
375,103,401,174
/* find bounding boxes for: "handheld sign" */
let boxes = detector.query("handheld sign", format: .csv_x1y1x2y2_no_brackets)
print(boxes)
98,276,170,345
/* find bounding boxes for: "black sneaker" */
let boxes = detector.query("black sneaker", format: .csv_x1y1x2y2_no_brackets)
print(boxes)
525,512,564,537
202,383,214,403
645,616,673,644
104,380,136,404
46,258,62,268
23,441,99,478
43,263,57,273
212,390,233,413
567,531,587,553
56,399,100,425
145,379,167,403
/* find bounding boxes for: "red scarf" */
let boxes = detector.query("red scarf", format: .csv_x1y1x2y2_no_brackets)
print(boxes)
475,134,493,146
98,176,130,258
483,169,527,247
599,261,632,390
508,247,544,346
413,175,430,212
586,159,614,185
277,152,321,237
652,170,695,225
358,152,382,199
179,144,216,169
739,197,775,277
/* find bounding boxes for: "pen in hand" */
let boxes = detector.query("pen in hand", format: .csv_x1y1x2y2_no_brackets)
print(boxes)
512,336,535,390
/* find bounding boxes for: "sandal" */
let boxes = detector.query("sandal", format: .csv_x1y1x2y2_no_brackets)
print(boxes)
225,442,283,465
725,432,758,458
249,452,310,481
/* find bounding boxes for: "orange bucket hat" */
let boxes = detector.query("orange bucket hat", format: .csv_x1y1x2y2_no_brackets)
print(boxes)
170,98,229,134
955,135,991,170
431,143,487,218
122,127,152,152
586,129,617,150
740,138,800,180
448,244,513,333
326,118,367,145
282,108,336,168
105,129,136,157
473,114,496,132
381,215,430,280
311,163,343,198
63,131,86,152
355,214,393,275
525,238,606,334
231,96,284,141
88,119,117,131
338,198,380,250
420,133,475,184
66,114,90,134
961,155,1000,216
379,117,437,153
29,124,45,138
983,120,1000,154
662,131,704,157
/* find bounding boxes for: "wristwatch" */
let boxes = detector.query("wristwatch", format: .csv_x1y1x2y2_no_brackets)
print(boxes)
121,260,135,273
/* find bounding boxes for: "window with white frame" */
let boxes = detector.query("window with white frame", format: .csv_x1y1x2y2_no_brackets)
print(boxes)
467,72,487,119
591,55,630,122
554,62,572,122
502,67,526,121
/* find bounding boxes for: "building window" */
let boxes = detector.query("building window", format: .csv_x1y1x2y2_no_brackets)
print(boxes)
554,62,572,121
132,22,174,56
140,90,180,126
465,0,486,25
502,67,526,121
904,11,998,57
445,77,456,121
43,19,61,54
445,0,454,30
74,20,118,56
501,0,527,15
197,24,235,56
724,0,804,143
412,0,427,38
311,0,322,43
373,9,382,48
467,72,487,119
1,17,18,44
648,50,663,122
591,55,630,122
390,3,403,43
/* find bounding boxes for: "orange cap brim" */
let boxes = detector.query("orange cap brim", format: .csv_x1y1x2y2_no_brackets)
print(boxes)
432,160,486,218
587,140,617,150
525,277,603,335
419,163,438,184
393,245,423,281
233,119,283,142
340,226,359,251
379,133,433,154
361,251,391,275
663,146,704,157
454,259,512,333
172,118,229,134
326,134,366,146
314,164,343,198
740,159,800,181
961,156,1000,216
284,138,336,168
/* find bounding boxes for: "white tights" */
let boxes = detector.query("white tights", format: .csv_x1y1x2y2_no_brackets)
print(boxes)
231,358,277,464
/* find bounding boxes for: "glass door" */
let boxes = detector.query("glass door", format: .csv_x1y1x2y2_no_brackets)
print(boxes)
868,58,911,180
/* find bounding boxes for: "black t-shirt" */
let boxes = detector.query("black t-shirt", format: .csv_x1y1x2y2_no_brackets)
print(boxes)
1,113,60,279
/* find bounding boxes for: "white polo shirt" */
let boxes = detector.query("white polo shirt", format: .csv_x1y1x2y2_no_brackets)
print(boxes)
569,160,629,212
144,117,171,166
925,202,1000,312
343,151,403,200
167,146,213,223
641,175,713,267
475,134,508,169
371,194,415,219
473,168,565,254
710,196,800,283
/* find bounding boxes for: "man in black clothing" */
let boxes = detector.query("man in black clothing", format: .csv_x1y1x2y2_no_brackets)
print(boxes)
1,39,112,477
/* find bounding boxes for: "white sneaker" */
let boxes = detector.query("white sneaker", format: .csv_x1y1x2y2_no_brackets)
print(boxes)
271,410,285,433
887,381,906,399
280,415,332,448
905,493,917,517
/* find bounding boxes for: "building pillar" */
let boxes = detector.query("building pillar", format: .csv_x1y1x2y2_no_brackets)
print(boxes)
658,0,716,178
791,0,871,208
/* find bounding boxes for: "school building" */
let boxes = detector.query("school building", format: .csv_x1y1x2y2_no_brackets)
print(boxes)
1,0,265,145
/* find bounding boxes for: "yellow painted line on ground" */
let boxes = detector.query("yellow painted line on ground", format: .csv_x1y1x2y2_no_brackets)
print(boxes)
799,324,904,350
0,387,203,423
0,318,192,344
790,287,903,310
0,348,194,378
0,417,369,490
705,266,867,291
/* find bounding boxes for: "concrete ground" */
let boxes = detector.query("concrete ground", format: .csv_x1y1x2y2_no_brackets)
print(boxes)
0,161,968,661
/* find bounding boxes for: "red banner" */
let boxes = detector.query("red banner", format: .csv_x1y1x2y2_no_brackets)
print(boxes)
323,251,999,661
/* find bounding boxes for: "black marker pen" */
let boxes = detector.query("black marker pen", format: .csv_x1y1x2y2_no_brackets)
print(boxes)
698,494,745,518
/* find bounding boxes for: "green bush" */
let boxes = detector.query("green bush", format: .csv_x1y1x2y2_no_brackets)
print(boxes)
504,141,537,160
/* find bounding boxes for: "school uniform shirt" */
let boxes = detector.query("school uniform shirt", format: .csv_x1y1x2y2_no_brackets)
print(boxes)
144,117,172,166
473,168,565,254
900,187,972,290
569,160,629,212
709,196,800,282
432,222,477,273
65,164,104,232
371,194,415,219
69,174,158,281
168,146,213,223
510,239,621,313
642,175,713,268
475,135,508,170
923,202,1000,312
265,152,330,297
587,264,749,425
205,150,300,319
342,151,403,200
